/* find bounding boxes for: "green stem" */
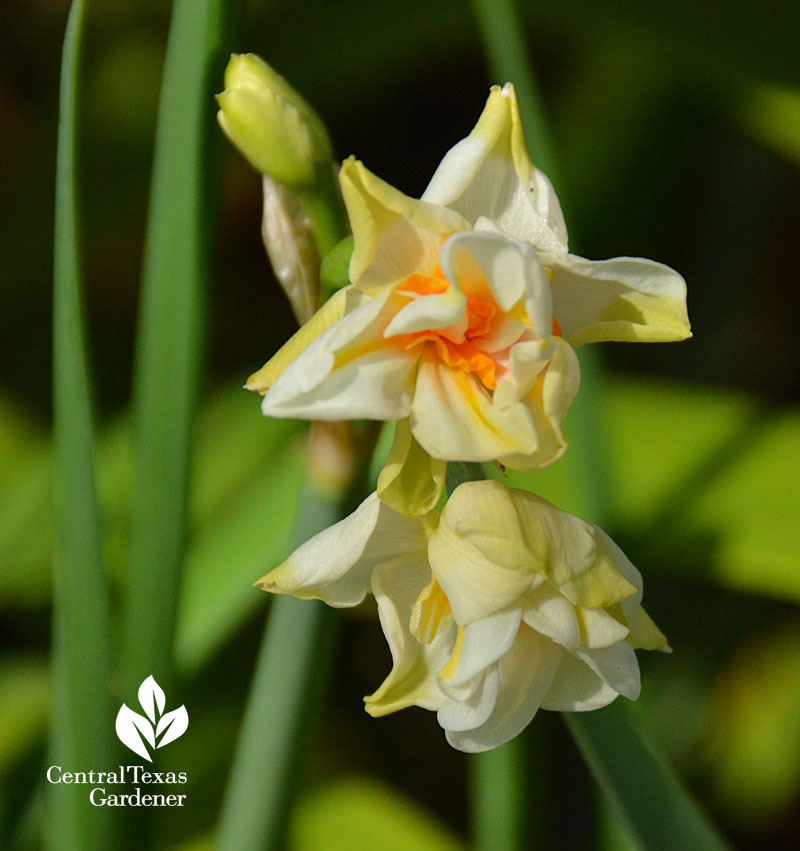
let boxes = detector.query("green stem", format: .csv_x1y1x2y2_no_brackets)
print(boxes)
470,739,526,851
445,461,487,493
124,0,234,696
298,165,349,258
50,0,115,847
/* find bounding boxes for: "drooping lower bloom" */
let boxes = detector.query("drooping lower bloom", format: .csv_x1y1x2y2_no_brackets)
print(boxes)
257,480,669,753
246,84,690,488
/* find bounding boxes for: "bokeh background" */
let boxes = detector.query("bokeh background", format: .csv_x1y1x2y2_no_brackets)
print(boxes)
3,0,800,847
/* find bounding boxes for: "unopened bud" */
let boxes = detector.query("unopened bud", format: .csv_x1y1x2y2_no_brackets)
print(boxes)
217,54,332,189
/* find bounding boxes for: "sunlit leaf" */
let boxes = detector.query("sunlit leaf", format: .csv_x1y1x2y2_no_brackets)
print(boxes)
175,428,307,671
705,622,800,825
0,657,49,772
290,776,467,851
740,83,800,167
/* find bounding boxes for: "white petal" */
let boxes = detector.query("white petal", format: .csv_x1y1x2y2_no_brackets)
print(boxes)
366,560,453,714
410,352,540,463
257,492,431,607
440,230,552,340
422,85,568,256
576,642,641,700
441,608,523,687
548,254,691,347
578,607,630,649
383,284,467,337
494,338,556,407
262,288,418,420
340,157,468,295
444,626,562,752
522,584,581,650
473,314,529,353
437,665,500,732
422,85,527,220
540,651,619,712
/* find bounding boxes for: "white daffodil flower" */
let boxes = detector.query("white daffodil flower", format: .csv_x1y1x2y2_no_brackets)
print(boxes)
247,83,690,490
257,480,669,753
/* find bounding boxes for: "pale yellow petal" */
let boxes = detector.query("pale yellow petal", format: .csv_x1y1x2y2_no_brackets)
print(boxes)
340,158,468,296
429,482,540,624
440,481,638,612
376,418,446,517
256,492,431,607
410,351,541,463
245,285,362,393
549,254,691,347
422,84,568,253
577,606,630,649
365,560,452,716
443,625,562,753
496,337,580,472
625,606,671,652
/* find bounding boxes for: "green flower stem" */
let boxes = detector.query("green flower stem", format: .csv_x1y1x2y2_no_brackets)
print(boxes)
51,0,115,847
123,0,235,696
469,738,526,851
445,460,487,493
297,166,349,260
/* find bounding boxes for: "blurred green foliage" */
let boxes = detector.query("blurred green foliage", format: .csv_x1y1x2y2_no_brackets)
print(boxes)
3,0,800,846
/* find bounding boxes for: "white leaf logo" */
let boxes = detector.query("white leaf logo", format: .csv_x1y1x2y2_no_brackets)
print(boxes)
115,676,188,761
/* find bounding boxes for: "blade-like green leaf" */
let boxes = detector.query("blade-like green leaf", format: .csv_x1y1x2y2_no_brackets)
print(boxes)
124,0,235,694
565,704,731,851
51,1,115,847
216,483,343,851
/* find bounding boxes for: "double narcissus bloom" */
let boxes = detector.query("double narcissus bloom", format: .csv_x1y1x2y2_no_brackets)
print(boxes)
220,71,687,751
247,83,691,493
257,481,669,752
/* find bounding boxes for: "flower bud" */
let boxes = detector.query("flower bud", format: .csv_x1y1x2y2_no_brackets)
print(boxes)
217,53,332,189
261,175,320,323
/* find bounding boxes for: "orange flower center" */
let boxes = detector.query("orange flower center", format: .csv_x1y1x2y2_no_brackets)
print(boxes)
391,270,562,392
397,273,502,390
